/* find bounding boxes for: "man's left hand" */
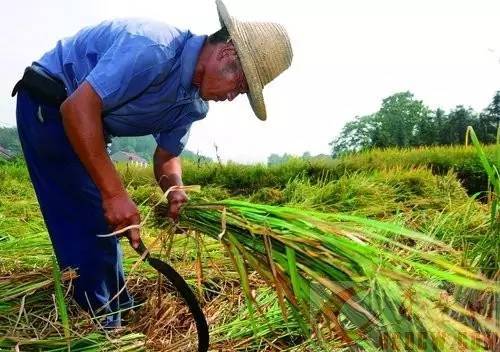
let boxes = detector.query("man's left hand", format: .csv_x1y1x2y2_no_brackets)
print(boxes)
167,190,188,222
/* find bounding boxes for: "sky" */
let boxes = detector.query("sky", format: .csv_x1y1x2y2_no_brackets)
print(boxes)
1,0,500,163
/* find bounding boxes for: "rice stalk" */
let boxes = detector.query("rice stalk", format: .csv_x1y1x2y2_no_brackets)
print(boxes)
51,255,70,342
181,199,499,351
0,332,145,351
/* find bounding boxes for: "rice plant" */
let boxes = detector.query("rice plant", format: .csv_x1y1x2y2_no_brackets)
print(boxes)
2,141,499,351
180,199,499,351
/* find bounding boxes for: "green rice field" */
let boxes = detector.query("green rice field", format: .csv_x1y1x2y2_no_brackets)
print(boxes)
0,139,498,351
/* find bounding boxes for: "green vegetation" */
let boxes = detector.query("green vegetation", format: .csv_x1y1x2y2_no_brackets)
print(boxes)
181,199,498,350
0,132,498,350
0,127,22,155
108,135,157,161
182,144,497,196
0,128,212,163
331,91,500,156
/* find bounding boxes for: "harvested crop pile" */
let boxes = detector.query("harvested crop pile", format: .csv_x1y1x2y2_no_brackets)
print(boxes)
176,199,499,351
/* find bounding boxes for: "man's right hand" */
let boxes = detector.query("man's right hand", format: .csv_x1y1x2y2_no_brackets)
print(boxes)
102,192,141,249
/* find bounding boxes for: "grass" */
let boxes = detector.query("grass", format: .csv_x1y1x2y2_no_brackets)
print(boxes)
52,256,70,341
0,333,145,351
281,167,469,216
117,144,499,197
0,139,498,351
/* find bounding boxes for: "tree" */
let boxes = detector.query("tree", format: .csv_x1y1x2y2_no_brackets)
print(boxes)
443,106,477,145
329,114,376,156
108,135,211,162
328,90,500,157
267,153,293,165
371,92,432,148
0,127,22,155
477,91,500,143
433,108,448,145
330,92,434,156
109,136,156,160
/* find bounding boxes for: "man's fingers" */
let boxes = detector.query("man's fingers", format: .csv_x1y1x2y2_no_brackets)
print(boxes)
112,222,128,235
168,210,178,222
127,214,141,249
166,191,188,223
113,215,141,248
128,227,141,249
168,202,182,222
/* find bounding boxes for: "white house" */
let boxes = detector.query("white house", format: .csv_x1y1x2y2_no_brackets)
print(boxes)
110,151,148,167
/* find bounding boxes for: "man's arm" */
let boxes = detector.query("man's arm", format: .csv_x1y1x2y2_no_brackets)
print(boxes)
153,146,188,221
60,82,141,248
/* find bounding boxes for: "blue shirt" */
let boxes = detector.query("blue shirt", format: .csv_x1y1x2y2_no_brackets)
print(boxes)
36,19,209,156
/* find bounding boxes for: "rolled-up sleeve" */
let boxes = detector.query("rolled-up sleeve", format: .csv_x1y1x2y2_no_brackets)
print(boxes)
85,34,174,111
153,99,208,156
154,123,192,156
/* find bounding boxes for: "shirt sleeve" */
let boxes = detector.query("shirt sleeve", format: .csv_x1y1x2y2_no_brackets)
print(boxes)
85,34,174,111
153,98,209,156
154,123,192,156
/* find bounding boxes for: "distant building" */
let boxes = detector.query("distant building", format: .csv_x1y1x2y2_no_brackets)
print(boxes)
110,151,148,167
0,145,13,160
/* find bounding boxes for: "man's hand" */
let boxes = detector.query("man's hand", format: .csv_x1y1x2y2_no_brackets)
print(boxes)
102,192,141,249
167,190,188,222
153,146,187,223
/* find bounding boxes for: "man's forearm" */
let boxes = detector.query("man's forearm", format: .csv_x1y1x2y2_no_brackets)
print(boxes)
153,147,183,192
60,82,124,198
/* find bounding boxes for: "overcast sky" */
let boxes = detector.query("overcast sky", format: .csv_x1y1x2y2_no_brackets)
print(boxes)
1,0,500,162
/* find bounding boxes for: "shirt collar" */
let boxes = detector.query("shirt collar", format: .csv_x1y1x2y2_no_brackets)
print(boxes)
180,33,207,92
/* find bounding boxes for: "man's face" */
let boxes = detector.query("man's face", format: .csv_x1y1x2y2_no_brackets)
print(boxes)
200,42,248,102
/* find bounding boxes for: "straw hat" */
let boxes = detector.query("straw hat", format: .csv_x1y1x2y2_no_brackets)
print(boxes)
215,0,293,120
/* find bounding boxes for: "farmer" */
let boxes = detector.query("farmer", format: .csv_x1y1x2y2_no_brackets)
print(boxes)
12,0,292,327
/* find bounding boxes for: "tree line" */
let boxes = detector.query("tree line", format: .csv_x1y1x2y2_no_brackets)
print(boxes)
0,128,211,162
267,152,331,165
0,127,22,155
330,91,500,157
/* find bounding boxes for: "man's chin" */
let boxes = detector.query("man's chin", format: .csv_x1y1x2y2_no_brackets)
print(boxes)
199,91,212,102
200,93,221,102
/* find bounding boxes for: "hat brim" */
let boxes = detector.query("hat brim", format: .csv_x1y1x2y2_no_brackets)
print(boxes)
216,0,267,120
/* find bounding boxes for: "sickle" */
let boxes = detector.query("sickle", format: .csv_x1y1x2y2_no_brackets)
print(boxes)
134,239,209,352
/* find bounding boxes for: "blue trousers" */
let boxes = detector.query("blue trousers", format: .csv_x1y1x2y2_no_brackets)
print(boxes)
16,90,132,326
